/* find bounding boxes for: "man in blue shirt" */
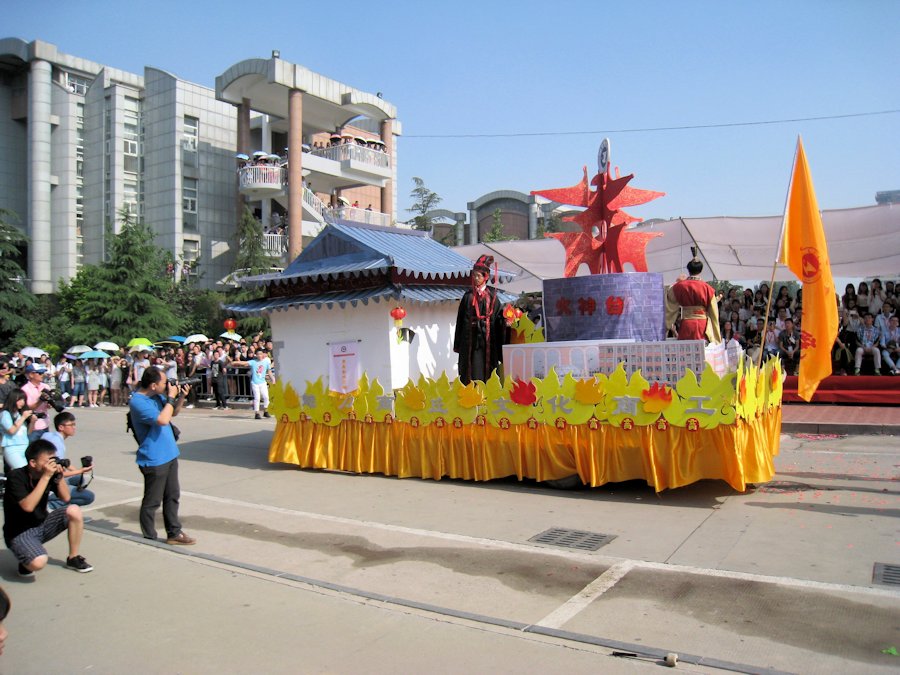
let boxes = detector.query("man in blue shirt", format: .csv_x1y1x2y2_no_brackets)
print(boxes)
854,312,883,375
129,367,195,545
43,412,95,510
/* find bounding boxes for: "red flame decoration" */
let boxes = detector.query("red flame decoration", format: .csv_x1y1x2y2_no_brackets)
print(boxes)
510,379,537,406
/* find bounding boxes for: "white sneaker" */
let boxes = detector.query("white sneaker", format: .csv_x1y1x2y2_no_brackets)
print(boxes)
185,404,195,409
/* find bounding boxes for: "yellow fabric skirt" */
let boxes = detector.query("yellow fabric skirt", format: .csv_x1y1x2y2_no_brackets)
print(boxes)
269,409,781,492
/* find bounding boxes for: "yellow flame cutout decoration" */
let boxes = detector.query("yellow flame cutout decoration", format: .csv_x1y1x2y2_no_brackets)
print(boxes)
274,361,779,431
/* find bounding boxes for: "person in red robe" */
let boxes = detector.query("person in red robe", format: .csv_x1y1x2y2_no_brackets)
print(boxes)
665,250,721,343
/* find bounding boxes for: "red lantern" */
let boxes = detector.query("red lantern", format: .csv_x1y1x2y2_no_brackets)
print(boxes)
224,318,237,332
390,306,406,328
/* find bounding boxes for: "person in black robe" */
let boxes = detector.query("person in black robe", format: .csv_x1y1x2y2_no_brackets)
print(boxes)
454,255,508,384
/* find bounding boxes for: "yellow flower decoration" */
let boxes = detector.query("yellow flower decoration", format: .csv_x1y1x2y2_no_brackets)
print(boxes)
574,376,605,405
457,380,485,408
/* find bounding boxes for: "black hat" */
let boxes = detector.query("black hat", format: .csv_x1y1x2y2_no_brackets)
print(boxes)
473,254,494,274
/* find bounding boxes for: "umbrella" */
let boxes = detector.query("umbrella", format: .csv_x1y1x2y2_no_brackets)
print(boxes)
127,337,153,348
220,331,242,341
252,150,267,157
79,350,110,360
235,153,250,161
129,345,154,353
166,335,186,343
94,341,119,352
267,153,281,161
337,196,351,206
184,334,210,345
68,345,91,354
21,346,48,359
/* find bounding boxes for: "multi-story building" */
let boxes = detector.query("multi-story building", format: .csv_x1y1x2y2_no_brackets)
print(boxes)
0,37,399,293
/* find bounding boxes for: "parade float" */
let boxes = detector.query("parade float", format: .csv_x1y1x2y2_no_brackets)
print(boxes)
235,141,782,492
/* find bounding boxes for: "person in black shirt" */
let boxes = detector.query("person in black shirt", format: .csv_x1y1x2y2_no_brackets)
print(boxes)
3,439,93,577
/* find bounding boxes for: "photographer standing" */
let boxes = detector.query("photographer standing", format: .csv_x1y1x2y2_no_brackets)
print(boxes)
3,438,93,576
43,412,95,510
20,365,51,442
129,368,196,545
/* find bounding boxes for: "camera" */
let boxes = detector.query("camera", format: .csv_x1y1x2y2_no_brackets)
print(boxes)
56,458,72,469
34,412,47,419
169,376,202,387
40,389,67,413
81,456,93,468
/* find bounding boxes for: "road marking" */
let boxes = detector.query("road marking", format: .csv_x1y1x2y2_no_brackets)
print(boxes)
533,560,635,628
92,476,900,600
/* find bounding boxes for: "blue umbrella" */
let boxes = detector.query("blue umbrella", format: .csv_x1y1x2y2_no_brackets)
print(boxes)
79,350,110,360
166,336,187,343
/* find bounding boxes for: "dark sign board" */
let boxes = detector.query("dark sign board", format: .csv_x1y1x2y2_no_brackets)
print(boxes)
542,273,665,342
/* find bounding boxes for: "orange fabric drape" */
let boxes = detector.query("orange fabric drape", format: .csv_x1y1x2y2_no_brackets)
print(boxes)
269,409,781,492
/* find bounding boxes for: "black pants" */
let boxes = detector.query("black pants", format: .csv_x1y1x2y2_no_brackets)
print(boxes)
212,379,227,407
139,458,182,539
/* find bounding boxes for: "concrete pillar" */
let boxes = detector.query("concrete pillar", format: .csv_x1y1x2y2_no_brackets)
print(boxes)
455,213,466,246
528,201,538,239
260,115,271,228
467,204,478,244
380,118,394,221
287,88,304,261
235,98,251,222
28,59,53,294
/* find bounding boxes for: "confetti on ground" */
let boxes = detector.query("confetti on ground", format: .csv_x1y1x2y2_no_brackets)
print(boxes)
791,433,847,440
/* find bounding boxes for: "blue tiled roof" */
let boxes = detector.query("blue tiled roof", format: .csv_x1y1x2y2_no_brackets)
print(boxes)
224,284,518,316
239,222,515,287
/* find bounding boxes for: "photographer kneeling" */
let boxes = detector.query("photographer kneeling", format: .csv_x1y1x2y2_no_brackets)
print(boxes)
43,412,95,510
3,438,93,576
129,368,196,546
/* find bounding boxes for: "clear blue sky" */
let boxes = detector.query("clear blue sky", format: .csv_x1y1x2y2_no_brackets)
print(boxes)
6,0,899,221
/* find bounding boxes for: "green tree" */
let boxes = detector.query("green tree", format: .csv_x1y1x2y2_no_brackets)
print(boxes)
481,208,515,243
0,209,37,346
58,208,180,344
536,211,562,237
407,177,442,231
225,205,277,335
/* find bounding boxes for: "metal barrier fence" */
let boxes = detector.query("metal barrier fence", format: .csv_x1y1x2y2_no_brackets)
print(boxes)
191,366,253,403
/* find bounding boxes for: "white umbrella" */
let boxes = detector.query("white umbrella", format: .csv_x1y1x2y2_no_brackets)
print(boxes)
220,331,242,341
68,345,92,354
21,346,48,359
94,341,119,352
184,334,210,345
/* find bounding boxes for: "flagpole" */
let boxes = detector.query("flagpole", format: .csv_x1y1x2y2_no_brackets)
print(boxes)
756,137,802,371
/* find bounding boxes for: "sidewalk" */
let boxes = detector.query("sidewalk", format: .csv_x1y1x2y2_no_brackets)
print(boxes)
782,403,900,435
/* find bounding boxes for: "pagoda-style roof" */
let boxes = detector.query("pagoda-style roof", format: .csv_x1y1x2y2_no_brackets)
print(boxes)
226,221,516,315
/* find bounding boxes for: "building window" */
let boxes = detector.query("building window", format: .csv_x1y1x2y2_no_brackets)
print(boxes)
183,116,199,152
66,73,92,96
182,239,200,277
183,177,198,229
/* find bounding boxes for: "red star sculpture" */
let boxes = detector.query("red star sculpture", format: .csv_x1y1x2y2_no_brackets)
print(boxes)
533,153,665,276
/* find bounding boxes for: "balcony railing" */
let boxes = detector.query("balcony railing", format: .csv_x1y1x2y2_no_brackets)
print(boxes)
310,143,390,170
238,165,287,196
326,206,391,228
264,233,287,257
303,187,329,222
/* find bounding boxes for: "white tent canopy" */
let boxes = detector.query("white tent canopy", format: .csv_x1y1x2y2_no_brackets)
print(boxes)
453,203,899,292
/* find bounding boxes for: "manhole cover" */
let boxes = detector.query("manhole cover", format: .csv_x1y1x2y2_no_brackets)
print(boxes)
873,563,900,586
529,527,615,551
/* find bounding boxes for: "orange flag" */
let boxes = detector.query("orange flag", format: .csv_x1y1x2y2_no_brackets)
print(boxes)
779,138,838,401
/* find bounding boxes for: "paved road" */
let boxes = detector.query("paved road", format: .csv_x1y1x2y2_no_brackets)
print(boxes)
2,407,898,674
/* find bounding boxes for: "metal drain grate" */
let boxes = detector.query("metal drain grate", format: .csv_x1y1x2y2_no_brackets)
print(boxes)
529,527,615,551
873,563,900,586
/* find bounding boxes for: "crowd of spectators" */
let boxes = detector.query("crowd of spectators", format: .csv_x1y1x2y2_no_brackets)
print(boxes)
0,332,277,415
712,278,899,376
